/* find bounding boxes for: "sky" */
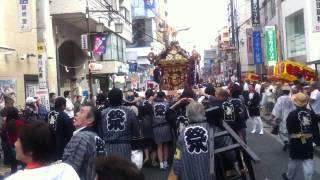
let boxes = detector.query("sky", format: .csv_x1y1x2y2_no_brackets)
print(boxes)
167,0,229,53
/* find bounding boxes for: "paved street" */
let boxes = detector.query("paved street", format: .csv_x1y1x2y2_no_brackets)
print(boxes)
0,122,319,180
143,121,320,180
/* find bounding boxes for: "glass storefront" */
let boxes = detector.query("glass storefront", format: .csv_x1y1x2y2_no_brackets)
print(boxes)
285,9,306,62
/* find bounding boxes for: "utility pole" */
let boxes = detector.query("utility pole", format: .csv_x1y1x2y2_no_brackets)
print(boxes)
36,0,50,110
230,0,241,82
86,0,94,101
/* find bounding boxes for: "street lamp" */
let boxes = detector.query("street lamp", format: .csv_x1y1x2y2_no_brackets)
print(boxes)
171,27,191,41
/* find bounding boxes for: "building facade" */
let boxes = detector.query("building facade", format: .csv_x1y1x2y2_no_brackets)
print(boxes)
50,0,132,95
235,0,320,80
0,0,57,107
126,0,168,89
281,0,320,65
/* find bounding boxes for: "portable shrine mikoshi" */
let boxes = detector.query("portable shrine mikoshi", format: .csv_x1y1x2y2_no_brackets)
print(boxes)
148,41,200,90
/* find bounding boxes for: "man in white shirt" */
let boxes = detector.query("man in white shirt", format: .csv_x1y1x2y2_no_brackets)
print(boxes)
64,90,74,119
309,82,320,113
309,81,320,146
255,82,261,94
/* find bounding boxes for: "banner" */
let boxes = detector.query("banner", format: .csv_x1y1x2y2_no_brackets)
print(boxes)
0,80,16,108
251,0,260,26
265,26,277,66
93,35,106,56
311,0,320,32
252,31,263,64
18,0,32,32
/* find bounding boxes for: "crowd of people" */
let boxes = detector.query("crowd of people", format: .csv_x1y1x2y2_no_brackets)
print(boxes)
0,77,318,180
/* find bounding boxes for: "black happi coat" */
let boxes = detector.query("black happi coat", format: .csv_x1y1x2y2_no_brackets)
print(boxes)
286,107,318,159
203,97,224,128
222,98,248,132
245,92,261,116
138,100,154,139
101,106,139,144
166,105,189,137
48,109,75,160
173,122,212,180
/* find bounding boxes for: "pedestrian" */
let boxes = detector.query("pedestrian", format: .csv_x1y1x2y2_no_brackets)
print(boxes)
35,97,48,122
73,95,82,114
173,101,213,180
48,97,74,160
228,84,248,141
254,81,261,95
95,155,144,180
308,81,320,145
282,92,317,180
96,93,109,111
64,90,74,119
152,91,172,170
139,89,158,167
95,93,109,137
123,90,144,169
167,88,195,137
200,84,216,109
23,97,38,122
5,121,80,180
272,84,295,151
245,84,264,135
263,85,276,115
101,88,139,161
49,93,56,111
63,106,105,180
1,107,24,174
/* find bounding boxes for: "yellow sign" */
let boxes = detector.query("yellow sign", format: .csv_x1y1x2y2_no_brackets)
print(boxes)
37,42,45,53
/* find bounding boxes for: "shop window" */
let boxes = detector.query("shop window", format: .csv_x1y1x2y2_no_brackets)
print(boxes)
102,33,126,61
285,9,306,60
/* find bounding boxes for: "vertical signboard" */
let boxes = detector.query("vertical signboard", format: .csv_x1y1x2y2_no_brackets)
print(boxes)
252,31,263,64
265,26,277,66
18,0,32,32
312,0,320,32
251,0,260,26
246,29,253,65
37,42,48,89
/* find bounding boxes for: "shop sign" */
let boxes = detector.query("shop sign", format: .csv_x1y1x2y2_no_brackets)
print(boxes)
265,26,277,66
251,0,260,26
93,35,106,56
129,63,138,72
252,31,263,64
88,63,103,72
18,0,32,32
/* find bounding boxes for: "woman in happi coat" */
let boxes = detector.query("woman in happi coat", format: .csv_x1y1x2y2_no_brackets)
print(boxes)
152,91,172,170
166,88,196,138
